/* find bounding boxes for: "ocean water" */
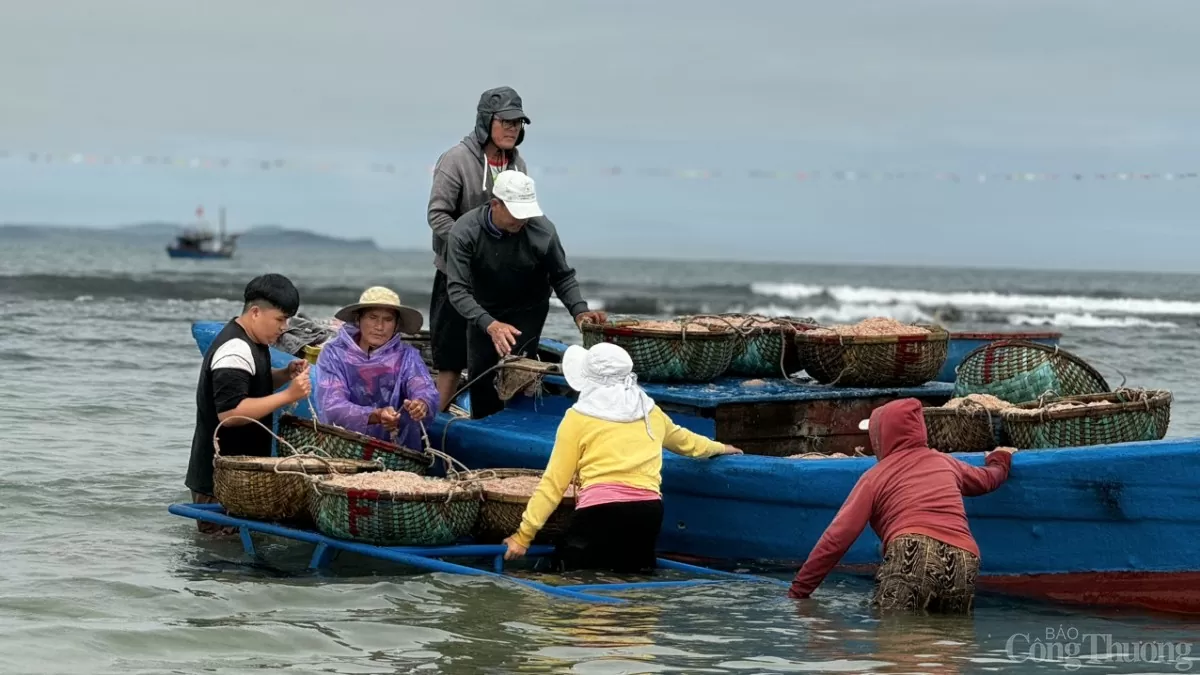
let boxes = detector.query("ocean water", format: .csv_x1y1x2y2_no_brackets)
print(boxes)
3,236,1200,674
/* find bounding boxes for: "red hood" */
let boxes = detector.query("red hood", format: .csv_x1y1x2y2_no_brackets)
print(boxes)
867,398,929,460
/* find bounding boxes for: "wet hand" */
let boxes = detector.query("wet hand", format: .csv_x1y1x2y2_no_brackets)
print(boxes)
378,406,401,431
575,311,608,328
286,367,311,402
486,321,522,357
402,399,428,421
719,444,744,456
503,536,527,561
991,446,1018,455
287,359,307,378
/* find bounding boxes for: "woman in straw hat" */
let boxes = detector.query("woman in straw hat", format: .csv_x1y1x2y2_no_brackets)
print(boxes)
502,342,742,573
315,287,438,448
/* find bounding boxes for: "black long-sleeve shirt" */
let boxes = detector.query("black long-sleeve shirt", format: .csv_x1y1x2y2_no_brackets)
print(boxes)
445,204,588,331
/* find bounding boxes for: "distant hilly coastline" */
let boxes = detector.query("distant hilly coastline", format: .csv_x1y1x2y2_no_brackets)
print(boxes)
0,222,379,250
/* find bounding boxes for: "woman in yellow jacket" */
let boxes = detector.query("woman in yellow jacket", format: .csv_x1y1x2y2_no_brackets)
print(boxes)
503,342,742,573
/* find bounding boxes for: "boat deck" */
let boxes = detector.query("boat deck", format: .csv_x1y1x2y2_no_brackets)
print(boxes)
169,503,789,605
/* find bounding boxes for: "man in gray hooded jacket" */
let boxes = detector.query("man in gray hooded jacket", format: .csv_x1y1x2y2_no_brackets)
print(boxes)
427,86,530,411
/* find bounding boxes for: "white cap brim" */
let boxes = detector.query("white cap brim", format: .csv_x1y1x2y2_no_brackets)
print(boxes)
858,418,870,431
504,200,543,220
561,345,588,392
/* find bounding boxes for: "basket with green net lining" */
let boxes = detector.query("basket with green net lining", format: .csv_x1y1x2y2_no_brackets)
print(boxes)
1000,388,1172,449
277,414,435,474
311,472,483,546
456,468,577,544
579,318,738,382
693,314,819,378
213,454,382,523
952,340,1110,404
793,324,949,387
923,403,1006,453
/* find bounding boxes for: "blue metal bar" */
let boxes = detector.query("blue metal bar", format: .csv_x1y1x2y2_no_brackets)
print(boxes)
559,580,723,592
168,503,623,605
239,526,256,557
381,544,555,558
493,554,504,574
655,557,791,588
308,542,332,570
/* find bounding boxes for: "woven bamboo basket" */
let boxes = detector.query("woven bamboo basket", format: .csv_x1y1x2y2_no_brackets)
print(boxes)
953,340,1110,404
457,468,576,544
1000,388,1172,449
277,414,435,474
579,318,738,383
923,404,1005,453
694,314,819,378
311,473,483,546
213,455,382,522
793,324,950,387
494,359,561,402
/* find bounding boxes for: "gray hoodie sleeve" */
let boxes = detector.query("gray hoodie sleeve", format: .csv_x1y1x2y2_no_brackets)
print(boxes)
542,222,589,319
445,227,496,332
427,158,463,241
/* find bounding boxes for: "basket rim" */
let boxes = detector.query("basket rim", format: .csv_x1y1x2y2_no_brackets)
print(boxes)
922,405,999,420
214,455,379,473
795,323,950,345
1001,388,1172,423
693,314,820,336
458,468,578,506
312,474,483,502
279,413,435,467
951,331,1062,340
957,339,1111,391
580,319,738,341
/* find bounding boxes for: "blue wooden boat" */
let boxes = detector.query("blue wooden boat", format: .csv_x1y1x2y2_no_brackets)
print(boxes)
936,331,1062,382
191,321,1200,615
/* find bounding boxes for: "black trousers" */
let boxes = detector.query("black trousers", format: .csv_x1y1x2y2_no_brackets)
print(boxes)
555,500,663,574
465,305,547,419
429,270,468,372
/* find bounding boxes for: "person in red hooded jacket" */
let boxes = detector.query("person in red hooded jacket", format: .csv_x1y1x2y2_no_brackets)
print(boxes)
788,397,1016,613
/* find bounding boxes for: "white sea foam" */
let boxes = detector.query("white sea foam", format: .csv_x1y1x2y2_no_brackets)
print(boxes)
751,282,1200,317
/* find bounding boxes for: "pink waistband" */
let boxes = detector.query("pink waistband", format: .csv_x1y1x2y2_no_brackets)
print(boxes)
576,483,661,510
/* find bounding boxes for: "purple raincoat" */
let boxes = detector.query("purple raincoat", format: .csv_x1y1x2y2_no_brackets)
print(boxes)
315,326,439,449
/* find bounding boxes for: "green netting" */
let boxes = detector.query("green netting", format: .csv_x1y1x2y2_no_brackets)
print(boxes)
581,331,734,382
953,341,1109,404
728,332,790,378
313,489,481,546
278,417,433,474
1002,391,1171,449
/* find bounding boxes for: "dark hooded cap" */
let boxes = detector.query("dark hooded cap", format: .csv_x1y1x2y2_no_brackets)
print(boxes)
473,86,530,147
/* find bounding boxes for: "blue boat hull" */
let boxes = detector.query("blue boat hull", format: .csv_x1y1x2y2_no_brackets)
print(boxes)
191,321,1200,614
936,331,1062,383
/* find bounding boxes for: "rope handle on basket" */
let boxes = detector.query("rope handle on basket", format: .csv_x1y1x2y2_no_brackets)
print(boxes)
1046,344,1128,389
212,414,333,464
680,313,758,337
957,397,996,432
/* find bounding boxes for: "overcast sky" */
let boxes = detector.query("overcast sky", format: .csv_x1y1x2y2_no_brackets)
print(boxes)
2,0,1199,270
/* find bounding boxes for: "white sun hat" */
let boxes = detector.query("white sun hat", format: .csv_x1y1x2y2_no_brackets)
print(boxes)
333,286,424,335
561,342,656,436
492,170,544,220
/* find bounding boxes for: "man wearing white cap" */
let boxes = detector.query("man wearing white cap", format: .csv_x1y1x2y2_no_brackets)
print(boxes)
444,170,606,418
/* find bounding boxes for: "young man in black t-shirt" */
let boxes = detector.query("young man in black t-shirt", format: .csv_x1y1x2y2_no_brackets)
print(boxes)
186,274,311,533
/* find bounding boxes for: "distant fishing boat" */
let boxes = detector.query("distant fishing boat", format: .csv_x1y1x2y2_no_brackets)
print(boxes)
167,206,238,259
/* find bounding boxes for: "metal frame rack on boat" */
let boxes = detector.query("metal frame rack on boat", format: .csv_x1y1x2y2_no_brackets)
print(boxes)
169,503,789,605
